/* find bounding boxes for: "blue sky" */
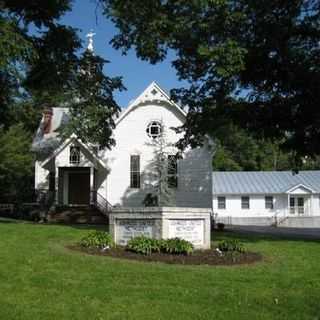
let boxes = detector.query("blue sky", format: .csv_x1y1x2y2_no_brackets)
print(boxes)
60,0,185,108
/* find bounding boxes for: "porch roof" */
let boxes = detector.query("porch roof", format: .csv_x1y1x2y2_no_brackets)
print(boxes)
41,134,106,169
212,171,320,195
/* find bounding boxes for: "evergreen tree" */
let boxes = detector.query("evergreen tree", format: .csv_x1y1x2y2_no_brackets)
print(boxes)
144,126,176,207
0,124,34,203
62,49,124,149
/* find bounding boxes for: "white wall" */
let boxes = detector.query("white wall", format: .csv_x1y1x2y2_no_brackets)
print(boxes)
35,90,213,208
34,160,49,190
213,193,320,219
103,102,212,208
213,194,287,218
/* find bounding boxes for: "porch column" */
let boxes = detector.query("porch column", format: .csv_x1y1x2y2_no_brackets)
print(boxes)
55,167,59,204
90,167,95,205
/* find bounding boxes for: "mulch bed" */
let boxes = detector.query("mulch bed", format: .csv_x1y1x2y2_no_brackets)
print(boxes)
68,245,263,266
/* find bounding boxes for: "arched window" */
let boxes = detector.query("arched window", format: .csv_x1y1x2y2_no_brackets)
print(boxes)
69,146,80,164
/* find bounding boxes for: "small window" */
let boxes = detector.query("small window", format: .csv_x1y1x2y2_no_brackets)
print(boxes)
146,121,162,139
167,155,178,188
69,146,80,164
218,196,226,209
241,196,250,209
265,196,274,209
130,155,140,188
290,197,295,207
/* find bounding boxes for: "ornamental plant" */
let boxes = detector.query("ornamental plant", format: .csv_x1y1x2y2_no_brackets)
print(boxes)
80,230,113,249
218,239,245,253
127,236,160,255
127,236,194,255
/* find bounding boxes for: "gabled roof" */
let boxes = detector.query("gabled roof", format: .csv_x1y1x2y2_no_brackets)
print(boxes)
285,183,315,194
115,81,186,125
212,171,320,194
41,134,106,169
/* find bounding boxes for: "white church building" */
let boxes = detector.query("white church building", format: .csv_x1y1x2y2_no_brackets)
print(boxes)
32,82,213,213
32,81,320,227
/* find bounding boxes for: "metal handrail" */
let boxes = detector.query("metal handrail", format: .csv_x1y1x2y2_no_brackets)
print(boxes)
91,191,113,216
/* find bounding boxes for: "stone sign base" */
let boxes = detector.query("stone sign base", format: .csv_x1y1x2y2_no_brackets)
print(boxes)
109,207,211,249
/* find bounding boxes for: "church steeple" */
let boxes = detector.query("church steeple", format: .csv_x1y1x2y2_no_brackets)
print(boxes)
86,30,96,52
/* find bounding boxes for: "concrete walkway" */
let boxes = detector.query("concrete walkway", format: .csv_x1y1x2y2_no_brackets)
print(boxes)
228,225,320,240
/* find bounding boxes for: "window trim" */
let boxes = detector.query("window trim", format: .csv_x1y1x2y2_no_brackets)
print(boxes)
130,155,140,189
217,196,226,209
69,146,80,165
265,196,274,210
167,155,178,188
146,120,162,139
241,196,250,209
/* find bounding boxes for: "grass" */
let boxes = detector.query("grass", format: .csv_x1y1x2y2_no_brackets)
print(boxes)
0,219,319,320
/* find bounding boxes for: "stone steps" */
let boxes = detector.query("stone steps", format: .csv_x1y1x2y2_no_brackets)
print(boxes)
48,206,108,224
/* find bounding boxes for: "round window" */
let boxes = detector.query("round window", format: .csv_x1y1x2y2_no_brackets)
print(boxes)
146,121,162,139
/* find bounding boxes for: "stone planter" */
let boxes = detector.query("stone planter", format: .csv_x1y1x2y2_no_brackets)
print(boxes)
109,207,211,249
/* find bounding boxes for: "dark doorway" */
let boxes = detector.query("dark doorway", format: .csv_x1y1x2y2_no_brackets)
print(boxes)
68,168,90,205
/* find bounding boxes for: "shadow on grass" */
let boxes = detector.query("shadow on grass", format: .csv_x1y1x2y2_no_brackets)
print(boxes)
212,229,320,244
54,223,109,232
0,217,30,224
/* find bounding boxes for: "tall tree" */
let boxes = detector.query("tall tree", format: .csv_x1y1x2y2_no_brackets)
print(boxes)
0,1,82,203
211,123,294,171
0,124,34,203
101,0,320,163
0,0,81,128
62,48,124,149
144,127,176,207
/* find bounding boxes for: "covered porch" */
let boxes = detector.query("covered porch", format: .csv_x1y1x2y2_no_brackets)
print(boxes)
286,184,315,216
41,135,108,207
57,167,95,205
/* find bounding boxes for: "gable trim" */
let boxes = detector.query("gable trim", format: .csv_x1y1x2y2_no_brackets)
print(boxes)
285,183,315,194
41,134,106,169
115,81,186,126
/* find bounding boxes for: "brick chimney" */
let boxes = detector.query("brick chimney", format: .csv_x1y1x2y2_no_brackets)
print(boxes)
43,106,53,134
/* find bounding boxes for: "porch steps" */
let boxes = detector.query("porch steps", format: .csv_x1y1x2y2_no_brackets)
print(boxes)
47,205,108,224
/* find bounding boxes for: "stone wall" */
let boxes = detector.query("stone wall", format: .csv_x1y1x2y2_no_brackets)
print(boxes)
109,207,212,249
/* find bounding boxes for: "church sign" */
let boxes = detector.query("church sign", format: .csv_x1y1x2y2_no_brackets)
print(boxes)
116,219,155,245
110,207,211,249
168,219,204,246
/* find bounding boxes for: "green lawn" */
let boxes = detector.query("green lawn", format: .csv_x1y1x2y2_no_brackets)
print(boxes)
0,219,319,320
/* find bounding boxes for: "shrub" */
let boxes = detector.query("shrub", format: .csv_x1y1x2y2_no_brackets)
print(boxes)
160,238,193,255
216,223,225,231
80,231,113,249
127,236,160,255
127,236,194,255
218,239,245,253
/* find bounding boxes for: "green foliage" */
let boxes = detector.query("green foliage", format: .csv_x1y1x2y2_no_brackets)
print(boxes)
1,223,320,319
142,193,158,207
102,0,320,159
212,122,320,171
0,124,34,203
0,1,78,127
160,238,194,255
127,236,161,255
127,236,194,255
61,50,124,149
80,231,113,249
145,127,176,206
218,239,245,253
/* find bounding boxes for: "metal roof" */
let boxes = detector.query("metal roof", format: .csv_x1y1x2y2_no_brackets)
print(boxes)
212,171,320,194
